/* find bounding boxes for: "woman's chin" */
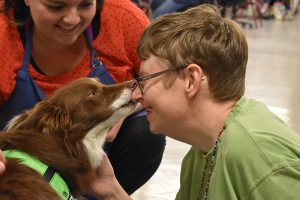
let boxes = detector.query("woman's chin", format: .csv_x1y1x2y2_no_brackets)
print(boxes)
54,35,79,46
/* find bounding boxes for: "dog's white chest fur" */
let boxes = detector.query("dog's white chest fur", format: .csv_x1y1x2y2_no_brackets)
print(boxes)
83,125,108,169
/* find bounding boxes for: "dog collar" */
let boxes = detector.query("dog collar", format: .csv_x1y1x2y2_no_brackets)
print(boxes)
4,149,76,200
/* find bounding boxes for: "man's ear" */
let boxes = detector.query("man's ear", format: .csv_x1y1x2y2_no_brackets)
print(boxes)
185,64,205,98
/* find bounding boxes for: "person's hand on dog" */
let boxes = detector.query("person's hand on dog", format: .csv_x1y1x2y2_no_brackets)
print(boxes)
89,153,131,200
0,149,6,175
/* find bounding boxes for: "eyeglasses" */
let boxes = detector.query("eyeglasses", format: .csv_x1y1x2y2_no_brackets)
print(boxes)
134,65,187,94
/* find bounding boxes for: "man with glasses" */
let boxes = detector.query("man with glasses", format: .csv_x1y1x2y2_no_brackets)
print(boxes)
89,4,300,200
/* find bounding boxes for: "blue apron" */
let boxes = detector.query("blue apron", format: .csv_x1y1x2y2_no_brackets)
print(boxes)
0,24,145,130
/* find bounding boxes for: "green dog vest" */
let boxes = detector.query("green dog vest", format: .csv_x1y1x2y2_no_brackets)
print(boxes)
4,149,76,200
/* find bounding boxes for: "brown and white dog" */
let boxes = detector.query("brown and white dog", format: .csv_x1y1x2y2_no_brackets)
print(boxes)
0,78,140,200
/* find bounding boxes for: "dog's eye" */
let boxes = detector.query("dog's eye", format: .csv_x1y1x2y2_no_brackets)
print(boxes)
89,89,97,96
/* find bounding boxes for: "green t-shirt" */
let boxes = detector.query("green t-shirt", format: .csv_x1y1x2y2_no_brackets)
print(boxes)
176,97,300,200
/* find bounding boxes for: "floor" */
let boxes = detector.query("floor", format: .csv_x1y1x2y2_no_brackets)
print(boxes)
131,13,300,200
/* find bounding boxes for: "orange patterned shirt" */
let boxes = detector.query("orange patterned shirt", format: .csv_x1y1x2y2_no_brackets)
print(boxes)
0,0,149,104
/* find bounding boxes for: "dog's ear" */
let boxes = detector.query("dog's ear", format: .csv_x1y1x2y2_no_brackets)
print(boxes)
8,101,73,135
37,102,73,135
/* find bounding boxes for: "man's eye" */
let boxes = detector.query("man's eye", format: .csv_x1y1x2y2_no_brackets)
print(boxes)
89,90,97,96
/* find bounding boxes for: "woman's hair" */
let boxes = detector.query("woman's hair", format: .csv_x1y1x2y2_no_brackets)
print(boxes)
137,4,248,102
0,0,103,25
0,0,31,25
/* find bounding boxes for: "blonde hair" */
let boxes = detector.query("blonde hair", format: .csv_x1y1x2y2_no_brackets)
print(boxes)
137,4,248,102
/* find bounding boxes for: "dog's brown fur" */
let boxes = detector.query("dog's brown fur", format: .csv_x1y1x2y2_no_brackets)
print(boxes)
0,78,139,200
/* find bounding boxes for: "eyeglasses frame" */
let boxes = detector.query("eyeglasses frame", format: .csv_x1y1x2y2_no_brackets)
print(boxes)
134,65,187,94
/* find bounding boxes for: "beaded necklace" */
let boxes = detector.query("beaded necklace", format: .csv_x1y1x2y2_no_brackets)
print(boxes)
198,128,224,200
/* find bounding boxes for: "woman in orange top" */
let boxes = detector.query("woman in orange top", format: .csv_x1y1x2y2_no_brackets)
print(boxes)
0,0,165,197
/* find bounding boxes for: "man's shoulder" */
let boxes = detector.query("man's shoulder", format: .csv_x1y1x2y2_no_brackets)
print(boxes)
221,116,300,171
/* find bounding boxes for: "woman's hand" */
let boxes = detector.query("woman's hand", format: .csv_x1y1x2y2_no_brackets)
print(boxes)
0,149,6,175
89,153,131,200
